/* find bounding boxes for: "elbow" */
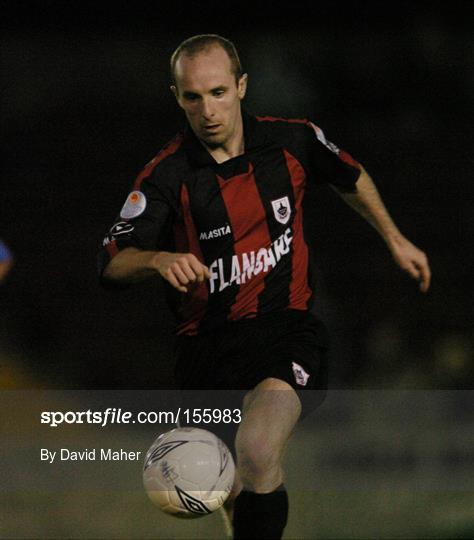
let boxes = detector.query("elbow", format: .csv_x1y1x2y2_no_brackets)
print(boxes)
350,165,370,193
97,251,126,290
100,262,115,283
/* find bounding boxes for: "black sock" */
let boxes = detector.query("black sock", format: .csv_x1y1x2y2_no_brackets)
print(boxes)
232,484,288,539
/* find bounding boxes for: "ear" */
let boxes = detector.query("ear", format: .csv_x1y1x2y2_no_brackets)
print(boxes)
170,85,180,103
238,73,248,100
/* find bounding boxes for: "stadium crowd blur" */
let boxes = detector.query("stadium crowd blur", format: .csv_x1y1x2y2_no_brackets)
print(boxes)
1,2,472,391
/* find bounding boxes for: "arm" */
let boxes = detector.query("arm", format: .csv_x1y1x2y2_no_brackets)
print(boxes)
102,246,210,294
332,167,431,292
99,151,210,294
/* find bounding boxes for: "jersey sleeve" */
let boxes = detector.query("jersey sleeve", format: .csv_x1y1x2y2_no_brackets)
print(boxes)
97,160,180,279
304,121,361,192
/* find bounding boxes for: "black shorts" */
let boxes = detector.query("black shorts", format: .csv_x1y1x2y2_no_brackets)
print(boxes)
174,309,330,421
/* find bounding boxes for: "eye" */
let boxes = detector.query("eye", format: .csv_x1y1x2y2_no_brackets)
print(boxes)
184,93,200,102
213,89,225,97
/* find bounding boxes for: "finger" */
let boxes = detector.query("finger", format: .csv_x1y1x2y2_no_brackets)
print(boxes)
187,255,209,282
165,271,188,293
417,261,431,293
179,258,199,282
171,264,191,286
404,262,420,281
202,265,211,280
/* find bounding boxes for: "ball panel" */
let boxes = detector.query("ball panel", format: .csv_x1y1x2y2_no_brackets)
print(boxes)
143,427,235,518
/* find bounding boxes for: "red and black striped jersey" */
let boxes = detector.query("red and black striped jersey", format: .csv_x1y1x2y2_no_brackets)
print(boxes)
98,110,361,335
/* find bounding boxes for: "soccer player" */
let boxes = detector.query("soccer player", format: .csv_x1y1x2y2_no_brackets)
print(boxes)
98,35,431,539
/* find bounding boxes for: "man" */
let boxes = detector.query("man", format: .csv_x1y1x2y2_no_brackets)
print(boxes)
98,35,430,539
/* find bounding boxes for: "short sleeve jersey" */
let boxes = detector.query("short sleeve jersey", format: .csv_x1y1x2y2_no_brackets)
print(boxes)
98,111,361,335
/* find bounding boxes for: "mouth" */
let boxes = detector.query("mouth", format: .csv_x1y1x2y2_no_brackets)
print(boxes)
202,124,221,133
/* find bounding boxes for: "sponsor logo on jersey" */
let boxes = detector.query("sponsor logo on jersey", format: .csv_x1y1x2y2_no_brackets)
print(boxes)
199,224,232,241
208,227,293,294
309,122,340,155
110,221,134,237
120,190,147,219
271,196,291,225
292,361,310,386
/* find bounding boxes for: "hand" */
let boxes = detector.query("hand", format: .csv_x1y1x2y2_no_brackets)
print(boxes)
152,252,211,293
388,236,431,293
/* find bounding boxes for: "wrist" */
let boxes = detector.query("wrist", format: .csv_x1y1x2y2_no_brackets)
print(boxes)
384,231,405,250
146,251,168,272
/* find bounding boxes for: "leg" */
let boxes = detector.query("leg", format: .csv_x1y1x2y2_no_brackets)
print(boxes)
232,377,301,538
237,377,301,492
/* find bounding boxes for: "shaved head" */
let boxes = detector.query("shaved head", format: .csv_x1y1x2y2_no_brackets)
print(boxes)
170,34,243,88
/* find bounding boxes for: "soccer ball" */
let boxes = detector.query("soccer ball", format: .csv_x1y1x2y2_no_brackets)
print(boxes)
143,427,235,518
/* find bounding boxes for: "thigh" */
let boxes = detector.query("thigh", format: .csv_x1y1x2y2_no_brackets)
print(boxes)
174,334,243,455
257,312,329,417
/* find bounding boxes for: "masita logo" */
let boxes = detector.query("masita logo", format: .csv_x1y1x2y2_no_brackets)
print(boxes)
199,225,232,241
208,228,293,294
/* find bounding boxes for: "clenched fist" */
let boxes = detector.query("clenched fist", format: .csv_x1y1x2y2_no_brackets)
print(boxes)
152,252,211,293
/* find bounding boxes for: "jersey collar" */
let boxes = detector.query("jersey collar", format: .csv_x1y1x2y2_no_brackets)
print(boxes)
182,109,267,167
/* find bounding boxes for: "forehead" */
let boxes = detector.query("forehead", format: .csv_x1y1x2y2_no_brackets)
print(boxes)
174,46,235,92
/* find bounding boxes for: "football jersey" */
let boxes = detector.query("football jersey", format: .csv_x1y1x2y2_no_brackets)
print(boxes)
98,110,361,335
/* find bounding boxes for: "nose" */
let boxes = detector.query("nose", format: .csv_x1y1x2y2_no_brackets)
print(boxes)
201,97,215,120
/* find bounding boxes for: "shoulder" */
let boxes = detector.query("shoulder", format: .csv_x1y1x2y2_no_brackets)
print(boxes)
133,132,188,190
251,115,327,162
254,114,317,146
255,114,312,128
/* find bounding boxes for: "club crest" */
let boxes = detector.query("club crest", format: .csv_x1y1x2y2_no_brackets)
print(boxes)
271,196,291,225
292,361,310,386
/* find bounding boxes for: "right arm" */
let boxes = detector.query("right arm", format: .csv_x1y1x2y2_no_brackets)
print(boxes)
99,143,210,293
102,247,210,294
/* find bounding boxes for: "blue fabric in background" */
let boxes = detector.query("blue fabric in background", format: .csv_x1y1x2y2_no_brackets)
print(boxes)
0,240,12,262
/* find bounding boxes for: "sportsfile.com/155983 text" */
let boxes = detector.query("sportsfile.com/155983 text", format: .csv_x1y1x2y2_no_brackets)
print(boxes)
40,408,242,427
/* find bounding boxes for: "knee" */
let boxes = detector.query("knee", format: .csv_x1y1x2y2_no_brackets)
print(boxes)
235,433,280,478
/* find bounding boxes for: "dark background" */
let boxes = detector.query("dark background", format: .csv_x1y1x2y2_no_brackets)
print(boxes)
1,1,472,389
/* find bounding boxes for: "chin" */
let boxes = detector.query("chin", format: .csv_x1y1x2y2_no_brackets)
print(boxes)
202,134,226,147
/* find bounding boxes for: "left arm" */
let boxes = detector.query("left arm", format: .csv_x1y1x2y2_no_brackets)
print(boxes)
332,167,431,292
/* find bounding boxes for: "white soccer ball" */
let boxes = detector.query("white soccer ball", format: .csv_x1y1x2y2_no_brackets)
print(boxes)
143,427,235,518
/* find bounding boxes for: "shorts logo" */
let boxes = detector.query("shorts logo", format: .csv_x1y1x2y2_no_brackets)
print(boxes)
292,362,310,386
271,196,291,225
120,190,147,219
